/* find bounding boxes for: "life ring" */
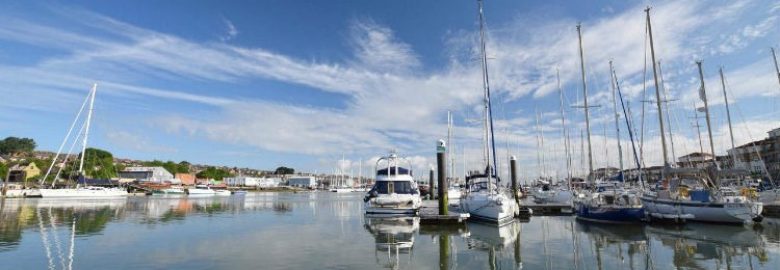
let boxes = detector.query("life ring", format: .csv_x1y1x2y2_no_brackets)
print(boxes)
678,187,689,198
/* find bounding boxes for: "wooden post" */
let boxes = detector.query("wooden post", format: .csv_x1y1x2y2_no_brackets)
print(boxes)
437,139,448,215
429,167,435,200
510,155,519,205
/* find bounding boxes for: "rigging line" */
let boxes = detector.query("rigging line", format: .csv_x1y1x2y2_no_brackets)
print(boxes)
48,207,66,270
54,120,88,188
725,75,777,186
640,15,649,168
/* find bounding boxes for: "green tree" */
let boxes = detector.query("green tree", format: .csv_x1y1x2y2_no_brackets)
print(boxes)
0,137,36,155
274,166,294,175
195,167,233,180
0,163,7,182
142,160,189,175
59,148,118,179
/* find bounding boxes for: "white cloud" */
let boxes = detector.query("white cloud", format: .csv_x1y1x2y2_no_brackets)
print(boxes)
220,18,239,42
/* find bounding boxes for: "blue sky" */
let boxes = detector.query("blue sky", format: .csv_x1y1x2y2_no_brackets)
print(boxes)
1,0,778,180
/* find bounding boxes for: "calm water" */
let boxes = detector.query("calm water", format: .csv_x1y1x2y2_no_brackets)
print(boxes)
1,192,779,270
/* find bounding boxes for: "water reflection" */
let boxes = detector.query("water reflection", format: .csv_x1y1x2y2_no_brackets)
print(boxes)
0,193,777,269
364,217,419,269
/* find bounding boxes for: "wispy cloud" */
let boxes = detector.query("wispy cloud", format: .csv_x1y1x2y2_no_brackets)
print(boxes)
220,18,239,42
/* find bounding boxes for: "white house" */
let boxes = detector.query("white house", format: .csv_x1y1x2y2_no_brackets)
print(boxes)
225,176,262,187
257,178,282,188
288,176,317,188
118,167,175,183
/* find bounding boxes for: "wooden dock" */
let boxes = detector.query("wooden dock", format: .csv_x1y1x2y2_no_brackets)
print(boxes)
419,200,469,224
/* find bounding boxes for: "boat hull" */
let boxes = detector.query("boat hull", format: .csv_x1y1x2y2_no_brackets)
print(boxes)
641,195,760,224
460,193,517,223
39,188,128,198
2,189,41,198
574,201,645,223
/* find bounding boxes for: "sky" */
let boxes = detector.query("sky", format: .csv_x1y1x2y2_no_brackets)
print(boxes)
0,0,779,181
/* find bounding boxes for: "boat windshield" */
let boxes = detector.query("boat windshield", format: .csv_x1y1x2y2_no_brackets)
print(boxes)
468,179,496,192
372,181,416,195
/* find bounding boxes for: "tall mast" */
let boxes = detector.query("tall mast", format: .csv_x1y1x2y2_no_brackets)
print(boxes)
477,0,496,176
692,103,705,155
772,47,780,91
696,61,718,168
719,67,737,164
609,61,624,179
557,69,573,185
645,7,669,166
576,24,594,178
658,61,676,162
447,111,453,179
78,83,97,175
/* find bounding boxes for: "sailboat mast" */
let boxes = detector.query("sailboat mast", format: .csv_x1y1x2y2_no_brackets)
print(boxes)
719,67,737,161
477,0,498,180
645,7,669,166
557,69,573,185
576,24,594,178
658,61,677,162
772,47,780,91
692,103,705,155
609,61,624,177
696,61,718,168
78,84,97,175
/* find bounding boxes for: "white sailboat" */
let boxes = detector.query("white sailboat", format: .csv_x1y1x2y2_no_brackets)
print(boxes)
39,84,128,198
364,153,422,215
460,0,519,224
639,8,761,224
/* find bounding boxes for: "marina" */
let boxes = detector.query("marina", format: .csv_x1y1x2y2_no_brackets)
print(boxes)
1,0,780,269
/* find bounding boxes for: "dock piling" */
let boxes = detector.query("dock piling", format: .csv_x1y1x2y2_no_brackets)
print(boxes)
436,139,448,215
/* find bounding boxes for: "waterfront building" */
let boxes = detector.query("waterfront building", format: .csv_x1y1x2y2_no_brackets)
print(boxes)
175,173,196,185
224,176,269,187
727,127,780,179
677,152,715,169
288,176,316,188
7,162,40,182
118,166,175,183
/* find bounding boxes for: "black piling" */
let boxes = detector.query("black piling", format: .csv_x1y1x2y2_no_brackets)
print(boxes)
429,168,435,200
436,139,448,215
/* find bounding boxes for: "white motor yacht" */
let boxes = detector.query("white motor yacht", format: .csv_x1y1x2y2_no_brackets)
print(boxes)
186,185,217,196
364,153,422,216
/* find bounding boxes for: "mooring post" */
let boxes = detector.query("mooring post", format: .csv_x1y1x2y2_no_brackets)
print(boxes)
510,155,519,205
429,166,435,200
437,139,448,215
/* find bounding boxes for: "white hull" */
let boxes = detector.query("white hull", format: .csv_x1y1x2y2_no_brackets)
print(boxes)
39,187,128,198
642,195,762,224
365,193,421,216
460,192,517,223
447,188,462,202
2,189,41,198
186,188,216,196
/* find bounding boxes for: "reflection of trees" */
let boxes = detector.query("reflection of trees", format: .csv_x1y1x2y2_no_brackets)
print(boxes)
272,202,292,213
0,201,25,251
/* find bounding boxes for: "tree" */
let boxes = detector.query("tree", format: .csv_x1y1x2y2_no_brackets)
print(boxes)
195,167,233,180
0,137,36,155
59,148,118,179
0,163,7,182
143,160,190,175
274,166,294,175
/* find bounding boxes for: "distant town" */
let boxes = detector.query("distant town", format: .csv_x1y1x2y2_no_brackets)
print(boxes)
0,136,370,190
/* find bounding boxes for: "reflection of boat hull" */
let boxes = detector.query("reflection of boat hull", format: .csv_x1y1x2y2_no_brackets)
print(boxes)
39,187,128,198
574,201,644,223
214,190,232,196
642,195,760,224
466,220,521,248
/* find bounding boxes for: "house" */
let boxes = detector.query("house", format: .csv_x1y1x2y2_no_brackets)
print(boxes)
225,176,263,187
257,178,282,188
727,128,780,177
175,173,196,186
118,167,174,183
7,162,41,182
677,152,715,169
288,176,317,188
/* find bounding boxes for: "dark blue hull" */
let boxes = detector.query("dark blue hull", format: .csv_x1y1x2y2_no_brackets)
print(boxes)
574,201,645,223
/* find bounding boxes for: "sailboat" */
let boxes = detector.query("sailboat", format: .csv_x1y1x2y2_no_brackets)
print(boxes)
459,0,519,224
638,8,762,224
38,84,128,198
572,29,644,223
